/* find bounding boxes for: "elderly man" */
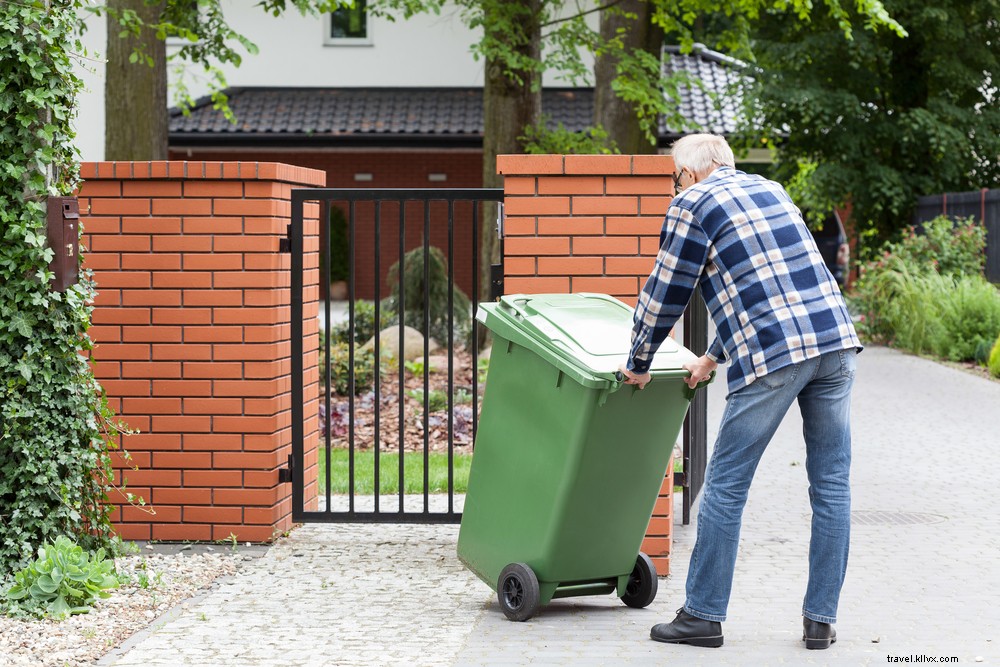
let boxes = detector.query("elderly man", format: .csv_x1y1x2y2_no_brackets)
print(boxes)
618,134,862,650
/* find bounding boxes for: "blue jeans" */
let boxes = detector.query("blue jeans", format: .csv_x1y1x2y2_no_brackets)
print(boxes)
684,348,856,625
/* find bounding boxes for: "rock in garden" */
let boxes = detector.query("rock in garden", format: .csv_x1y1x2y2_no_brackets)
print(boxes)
362,325,436,361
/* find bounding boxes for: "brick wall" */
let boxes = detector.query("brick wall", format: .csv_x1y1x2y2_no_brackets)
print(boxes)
496,153,679,575
79,161,324,542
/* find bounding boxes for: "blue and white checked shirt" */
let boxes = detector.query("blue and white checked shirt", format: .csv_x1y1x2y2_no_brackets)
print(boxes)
627,166,862,394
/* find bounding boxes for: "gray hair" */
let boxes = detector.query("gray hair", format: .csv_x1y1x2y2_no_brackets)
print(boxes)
671,134,736,174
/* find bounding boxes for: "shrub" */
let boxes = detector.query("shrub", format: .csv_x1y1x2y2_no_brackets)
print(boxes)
989,334,1000,379
851,215,997,362
324,342,377,395
382,246,472,348
329,299,378,345
3,536,120,620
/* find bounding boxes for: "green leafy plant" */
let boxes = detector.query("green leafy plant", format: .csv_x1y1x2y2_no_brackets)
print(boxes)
324,342,378,396
520,116,619,155
852,216,995,355
989,333,1000,379
1,2,137,575
380,246,473,349
403,359,429,376
3,536,120,619
406,388,450,413
329,300,378,346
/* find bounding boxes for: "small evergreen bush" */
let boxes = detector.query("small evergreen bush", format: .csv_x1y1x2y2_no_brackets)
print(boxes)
382,246,472,348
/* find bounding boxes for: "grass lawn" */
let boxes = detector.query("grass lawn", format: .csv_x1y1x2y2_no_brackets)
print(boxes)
318,447,472,494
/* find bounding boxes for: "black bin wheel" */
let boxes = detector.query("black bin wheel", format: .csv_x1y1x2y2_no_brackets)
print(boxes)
497,562,540,622
620,552,658,609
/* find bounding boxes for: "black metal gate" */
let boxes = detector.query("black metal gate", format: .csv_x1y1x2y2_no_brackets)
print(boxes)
288,187,709,525
290,189,504,523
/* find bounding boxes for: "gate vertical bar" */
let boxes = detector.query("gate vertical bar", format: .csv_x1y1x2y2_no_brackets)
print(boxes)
348,199,356,513
290,194,304,520
322,200,332,514
397,201,406,512
447,199,455,513
422,202,431,514
681,287,709,525
374,200,382,512
471,202,480,446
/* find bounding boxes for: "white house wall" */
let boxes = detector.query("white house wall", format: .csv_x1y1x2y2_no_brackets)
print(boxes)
75,2,596,161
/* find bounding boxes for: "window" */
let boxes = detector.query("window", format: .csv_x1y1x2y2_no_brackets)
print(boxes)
326,1,370,45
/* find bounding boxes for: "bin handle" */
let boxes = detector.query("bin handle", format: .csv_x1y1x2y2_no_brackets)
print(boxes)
499,297,533,320
613,370,715,398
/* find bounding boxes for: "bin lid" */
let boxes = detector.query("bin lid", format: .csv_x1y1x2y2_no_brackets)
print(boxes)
477,293,697,388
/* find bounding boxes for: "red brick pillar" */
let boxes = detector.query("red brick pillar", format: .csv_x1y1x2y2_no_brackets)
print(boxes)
496,153,679,574
79,161,324,542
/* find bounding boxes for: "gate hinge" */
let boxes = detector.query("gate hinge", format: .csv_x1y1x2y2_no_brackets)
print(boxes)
489,263,504,302
278,453,293,484
279,223,292,253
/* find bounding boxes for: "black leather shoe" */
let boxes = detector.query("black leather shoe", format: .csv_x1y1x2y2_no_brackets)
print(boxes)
650,608,724,648
803,617,837,650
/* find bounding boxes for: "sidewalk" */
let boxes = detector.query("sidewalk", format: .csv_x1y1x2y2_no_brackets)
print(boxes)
101,347,1000,666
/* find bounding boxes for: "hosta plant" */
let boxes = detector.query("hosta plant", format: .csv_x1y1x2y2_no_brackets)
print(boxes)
4,536,120,620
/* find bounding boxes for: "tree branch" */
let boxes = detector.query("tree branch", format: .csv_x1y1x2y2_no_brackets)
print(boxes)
539,0,627,29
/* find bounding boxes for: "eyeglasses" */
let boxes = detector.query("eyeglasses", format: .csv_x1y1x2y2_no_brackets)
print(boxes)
672,170,684,193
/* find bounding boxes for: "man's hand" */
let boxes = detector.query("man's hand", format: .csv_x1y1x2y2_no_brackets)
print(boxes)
682,355,718,390
617,363,651,390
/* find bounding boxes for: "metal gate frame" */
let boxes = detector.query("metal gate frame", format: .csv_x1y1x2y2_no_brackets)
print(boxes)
289,188,503,523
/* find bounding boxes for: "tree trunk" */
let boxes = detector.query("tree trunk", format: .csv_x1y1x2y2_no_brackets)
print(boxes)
480,0,542,305
594,0,663,155
105,0,168,160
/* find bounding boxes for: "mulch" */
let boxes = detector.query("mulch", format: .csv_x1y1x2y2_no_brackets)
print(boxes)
318,349,482,453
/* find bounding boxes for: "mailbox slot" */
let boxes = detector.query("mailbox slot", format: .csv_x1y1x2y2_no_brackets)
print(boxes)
46,196,80,292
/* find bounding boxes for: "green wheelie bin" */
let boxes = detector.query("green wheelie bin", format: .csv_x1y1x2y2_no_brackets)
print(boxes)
457,292,712,621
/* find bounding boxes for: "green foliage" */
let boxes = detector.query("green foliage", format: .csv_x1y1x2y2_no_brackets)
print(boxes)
324,342,378,395
329,300,378,346
381,246,472,349
321,206,350,283
1,2,134,575
746,0,1000,247
520,117,619,155
989,334,1000,379
852,217,1000,362
3,536,120,620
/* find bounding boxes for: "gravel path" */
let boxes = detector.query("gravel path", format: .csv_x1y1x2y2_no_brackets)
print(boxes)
0,548,250,667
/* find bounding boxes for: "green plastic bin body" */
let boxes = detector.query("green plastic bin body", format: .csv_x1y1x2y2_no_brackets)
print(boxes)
457,293,709,607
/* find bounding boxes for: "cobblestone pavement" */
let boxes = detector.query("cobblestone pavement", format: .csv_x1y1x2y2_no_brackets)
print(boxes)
103,347,1000,666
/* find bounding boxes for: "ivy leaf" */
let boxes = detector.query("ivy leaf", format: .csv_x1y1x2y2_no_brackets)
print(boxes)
9,312,34,338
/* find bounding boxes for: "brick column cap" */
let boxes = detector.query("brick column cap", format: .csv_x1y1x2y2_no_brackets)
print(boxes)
81,161,326,187
497,154,675,176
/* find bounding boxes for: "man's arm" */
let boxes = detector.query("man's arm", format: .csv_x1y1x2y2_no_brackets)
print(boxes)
626,206,711,376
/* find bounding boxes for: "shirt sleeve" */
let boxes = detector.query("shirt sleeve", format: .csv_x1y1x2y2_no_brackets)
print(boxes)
627,206,711,373
706,336,727,364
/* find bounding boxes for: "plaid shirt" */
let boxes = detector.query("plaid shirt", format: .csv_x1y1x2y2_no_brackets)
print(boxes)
627,166,862,394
